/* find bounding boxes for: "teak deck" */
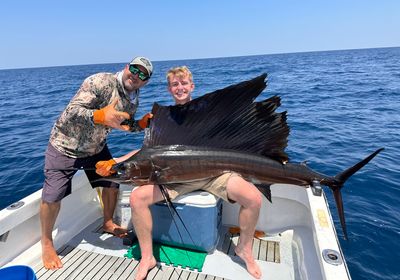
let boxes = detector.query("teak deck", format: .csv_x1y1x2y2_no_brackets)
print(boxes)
34,231,279,280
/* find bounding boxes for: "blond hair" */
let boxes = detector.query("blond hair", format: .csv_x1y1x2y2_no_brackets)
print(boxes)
166,66,193,85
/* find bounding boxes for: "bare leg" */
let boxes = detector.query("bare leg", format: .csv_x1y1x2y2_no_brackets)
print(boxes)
102,187,127,237
40,201,63,270
130,185,163,280
226,176,263,279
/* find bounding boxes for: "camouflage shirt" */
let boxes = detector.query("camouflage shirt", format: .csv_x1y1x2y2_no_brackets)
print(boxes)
49,72,141,158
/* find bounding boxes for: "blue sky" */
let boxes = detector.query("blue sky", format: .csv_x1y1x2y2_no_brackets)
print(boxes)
0,0,398,70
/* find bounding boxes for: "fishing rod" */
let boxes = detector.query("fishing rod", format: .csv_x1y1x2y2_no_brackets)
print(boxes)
159,185,199,268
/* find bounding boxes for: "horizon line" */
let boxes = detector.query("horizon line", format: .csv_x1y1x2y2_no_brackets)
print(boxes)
1,45,399,71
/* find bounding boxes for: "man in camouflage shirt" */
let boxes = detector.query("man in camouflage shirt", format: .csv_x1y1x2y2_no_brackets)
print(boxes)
40,56,153,270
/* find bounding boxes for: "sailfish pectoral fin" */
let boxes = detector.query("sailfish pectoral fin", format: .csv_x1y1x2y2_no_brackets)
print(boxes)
255,184,272,203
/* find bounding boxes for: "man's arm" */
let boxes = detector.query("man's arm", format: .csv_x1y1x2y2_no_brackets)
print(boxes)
67,74,130,131
95,149,140,177
114,149,140,163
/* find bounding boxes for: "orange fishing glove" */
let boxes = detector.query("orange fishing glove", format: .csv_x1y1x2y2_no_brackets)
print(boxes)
95,159,117,177
93,99,130,129
138,113,153,129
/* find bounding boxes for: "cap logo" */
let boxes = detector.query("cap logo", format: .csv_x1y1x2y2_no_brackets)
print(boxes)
140,58,151,67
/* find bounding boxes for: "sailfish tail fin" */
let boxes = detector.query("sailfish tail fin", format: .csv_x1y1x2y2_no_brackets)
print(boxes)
325,148,384,239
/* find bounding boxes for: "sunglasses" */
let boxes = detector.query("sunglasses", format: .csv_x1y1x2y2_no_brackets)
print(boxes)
129,65,150,81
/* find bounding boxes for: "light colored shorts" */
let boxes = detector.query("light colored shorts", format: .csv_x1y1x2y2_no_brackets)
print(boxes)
162,172,241,203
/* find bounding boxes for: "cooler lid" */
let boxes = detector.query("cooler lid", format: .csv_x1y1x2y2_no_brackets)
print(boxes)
172,191,220,206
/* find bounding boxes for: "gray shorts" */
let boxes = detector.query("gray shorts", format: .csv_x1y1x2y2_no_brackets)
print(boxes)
163,172,241,203
42,143,119,203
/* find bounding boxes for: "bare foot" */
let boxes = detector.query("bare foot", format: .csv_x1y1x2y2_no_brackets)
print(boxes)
135,257,157,280
42,244,63,270
103,222,128,238
235,247,262,279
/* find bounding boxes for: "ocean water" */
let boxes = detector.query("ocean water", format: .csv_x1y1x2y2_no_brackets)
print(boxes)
0,47,399,279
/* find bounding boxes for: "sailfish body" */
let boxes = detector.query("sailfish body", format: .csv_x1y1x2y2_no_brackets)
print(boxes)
107,73,383,239
112,145,329,187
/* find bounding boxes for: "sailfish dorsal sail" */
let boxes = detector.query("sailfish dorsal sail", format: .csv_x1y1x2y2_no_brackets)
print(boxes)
143,73,290,163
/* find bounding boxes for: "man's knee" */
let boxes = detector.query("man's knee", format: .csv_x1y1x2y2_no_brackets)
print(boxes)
130,189,143,207
40,200,61,210
237,183,262,210
130,185,154,208
227,177,263,208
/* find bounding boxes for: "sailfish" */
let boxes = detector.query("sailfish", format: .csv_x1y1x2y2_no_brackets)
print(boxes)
110,73,383,239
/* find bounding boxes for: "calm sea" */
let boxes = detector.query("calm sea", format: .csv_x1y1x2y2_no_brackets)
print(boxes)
0,48,399,279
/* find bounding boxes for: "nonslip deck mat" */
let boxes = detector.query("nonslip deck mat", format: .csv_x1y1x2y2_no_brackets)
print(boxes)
124,240,207,271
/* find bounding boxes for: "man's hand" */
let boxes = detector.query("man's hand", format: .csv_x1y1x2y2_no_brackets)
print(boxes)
93,99,130,131
95,159,117,177
138,113,153,129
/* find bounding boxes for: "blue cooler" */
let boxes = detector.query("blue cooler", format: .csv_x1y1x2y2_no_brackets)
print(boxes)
0,265,37,280
150,191,222,252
